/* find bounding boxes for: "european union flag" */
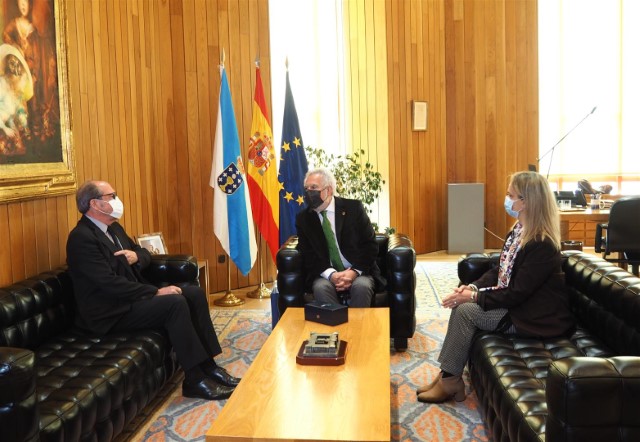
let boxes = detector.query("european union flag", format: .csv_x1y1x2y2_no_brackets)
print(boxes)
278,71,308,246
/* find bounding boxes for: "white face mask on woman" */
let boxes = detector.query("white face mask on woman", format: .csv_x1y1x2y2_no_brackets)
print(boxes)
504,195,520,219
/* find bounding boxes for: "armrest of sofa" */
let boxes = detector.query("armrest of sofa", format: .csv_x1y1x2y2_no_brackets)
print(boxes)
142,254,199,288
276,236,305,314
0,347,38,442
546,356,640,440
457,253,500,285
386,234,416,350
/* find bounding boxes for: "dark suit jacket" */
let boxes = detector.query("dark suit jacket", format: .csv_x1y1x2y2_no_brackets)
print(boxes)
475,232,575,338
295,196,386,292
66,216,157,334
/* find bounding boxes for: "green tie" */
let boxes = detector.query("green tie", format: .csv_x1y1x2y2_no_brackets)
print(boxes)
321,210,345,271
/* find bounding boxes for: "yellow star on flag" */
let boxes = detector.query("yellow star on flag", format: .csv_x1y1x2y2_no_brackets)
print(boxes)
284,191,293,202
296,195,305,205
293,137,301,148
282,142,291,152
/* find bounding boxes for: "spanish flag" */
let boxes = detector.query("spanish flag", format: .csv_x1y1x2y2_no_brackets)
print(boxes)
246,66,279,262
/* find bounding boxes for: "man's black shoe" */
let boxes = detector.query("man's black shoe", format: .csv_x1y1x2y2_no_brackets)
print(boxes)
182,378,234,400
203,366,241,387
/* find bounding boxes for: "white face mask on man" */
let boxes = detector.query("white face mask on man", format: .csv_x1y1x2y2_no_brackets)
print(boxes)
95,196,124,219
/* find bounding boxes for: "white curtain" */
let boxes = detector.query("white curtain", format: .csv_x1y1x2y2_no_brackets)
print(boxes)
539,0,640,193
269,0,347,162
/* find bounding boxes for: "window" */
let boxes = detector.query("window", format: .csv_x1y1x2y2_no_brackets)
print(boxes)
539,0,640,194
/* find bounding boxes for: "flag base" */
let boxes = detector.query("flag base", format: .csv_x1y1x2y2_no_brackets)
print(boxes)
247,282,271,299
213,291,245,307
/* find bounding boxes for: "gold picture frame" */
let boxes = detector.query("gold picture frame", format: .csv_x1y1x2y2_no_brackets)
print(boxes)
136,232,168,255
0,0,75,202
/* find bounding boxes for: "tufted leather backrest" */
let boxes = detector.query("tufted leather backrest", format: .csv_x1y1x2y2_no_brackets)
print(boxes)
0,267,75,350
563,251,640,356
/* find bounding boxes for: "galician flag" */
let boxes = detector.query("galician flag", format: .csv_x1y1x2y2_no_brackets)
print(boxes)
210,67,257,276
246,66,279,262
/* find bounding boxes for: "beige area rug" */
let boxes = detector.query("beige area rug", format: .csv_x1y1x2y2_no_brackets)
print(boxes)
130,262,487,442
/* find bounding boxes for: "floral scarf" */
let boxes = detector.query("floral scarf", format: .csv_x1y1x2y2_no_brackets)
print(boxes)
495,222,524,289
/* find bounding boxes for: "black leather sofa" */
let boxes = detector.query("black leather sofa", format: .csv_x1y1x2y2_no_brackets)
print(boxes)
458,251,640,442
0,255,199,442
276,233,416,350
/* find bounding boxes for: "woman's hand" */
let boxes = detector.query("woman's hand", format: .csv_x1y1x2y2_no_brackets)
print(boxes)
442,285,474,309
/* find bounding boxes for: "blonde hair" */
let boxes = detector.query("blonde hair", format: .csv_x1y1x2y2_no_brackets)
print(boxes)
509,171,561,250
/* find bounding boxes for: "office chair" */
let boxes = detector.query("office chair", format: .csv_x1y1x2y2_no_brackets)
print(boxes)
594,196,640,276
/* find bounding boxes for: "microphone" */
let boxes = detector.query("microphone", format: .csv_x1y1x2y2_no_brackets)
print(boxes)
538,106,597,179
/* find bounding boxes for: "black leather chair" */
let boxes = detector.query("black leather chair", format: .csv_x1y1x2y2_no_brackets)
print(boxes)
595,195,640,275
276,233,416,350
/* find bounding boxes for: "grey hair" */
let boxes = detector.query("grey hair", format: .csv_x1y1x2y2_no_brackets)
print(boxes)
304,167,337,193
76,180,102,214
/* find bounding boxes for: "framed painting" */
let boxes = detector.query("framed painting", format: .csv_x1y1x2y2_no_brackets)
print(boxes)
0,0,74,202
137,232,168,255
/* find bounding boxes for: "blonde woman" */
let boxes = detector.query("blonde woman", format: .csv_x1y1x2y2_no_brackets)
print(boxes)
418,171,575,403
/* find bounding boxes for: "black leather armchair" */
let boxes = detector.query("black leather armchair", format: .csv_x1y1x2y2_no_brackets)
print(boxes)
595,195,640,276
0,254,199,442
276,233,416,351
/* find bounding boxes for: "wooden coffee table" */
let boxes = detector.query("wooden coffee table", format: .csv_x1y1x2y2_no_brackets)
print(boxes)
206,307,391,442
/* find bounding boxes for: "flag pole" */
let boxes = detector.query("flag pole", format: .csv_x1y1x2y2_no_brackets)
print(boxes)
214,254,245,306
247,236,271,299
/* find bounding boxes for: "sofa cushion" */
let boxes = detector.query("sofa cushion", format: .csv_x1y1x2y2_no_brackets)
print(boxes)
34,329,176,441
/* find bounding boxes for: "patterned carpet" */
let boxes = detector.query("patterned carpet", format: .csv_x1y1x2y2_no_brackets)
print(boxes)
131,262,487,441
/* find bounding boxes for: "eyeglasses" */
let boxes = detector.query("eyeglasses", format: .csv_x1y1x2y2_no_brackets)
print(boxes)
304,185,327,192
99,192,117,201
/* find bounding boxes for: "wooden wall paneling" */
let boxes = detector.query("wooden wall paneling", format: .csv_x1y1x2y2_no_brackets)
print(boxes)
136,0,154,234
193,0,212,263
157,0,179,254
411,0,425,247
132,0,147,237
180,0,203,259
0,205,11,282
33,199,49,271
400,0,413,241
169,0,193,258
21,202,37,277
526,0,538,168
143,0,161,236
385,0,399,235
431,0,445,250
7,204,24,281
372,0,390,234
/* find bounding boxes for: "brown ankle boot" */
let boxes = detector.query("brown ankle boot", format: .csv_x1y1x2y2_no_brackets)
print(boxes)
416,372,442,395
417,375,466,403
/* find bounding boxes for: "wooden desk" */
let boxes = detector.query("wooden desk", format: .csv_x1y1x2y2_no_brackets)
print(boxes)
560,209,609,247
206,308,391,442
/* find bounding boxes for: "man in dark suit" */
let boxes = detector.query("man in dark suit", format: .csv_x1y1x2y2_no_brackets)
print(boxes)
296,168,385,307
66,180,239,401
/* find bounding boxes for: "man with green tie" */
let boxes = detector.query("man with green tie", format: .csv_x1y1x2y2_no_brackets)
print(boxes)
296,168,386,307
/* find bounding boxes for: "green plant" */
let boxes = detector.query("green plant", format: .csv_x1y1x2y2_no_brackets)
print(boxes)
305,146,395,234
